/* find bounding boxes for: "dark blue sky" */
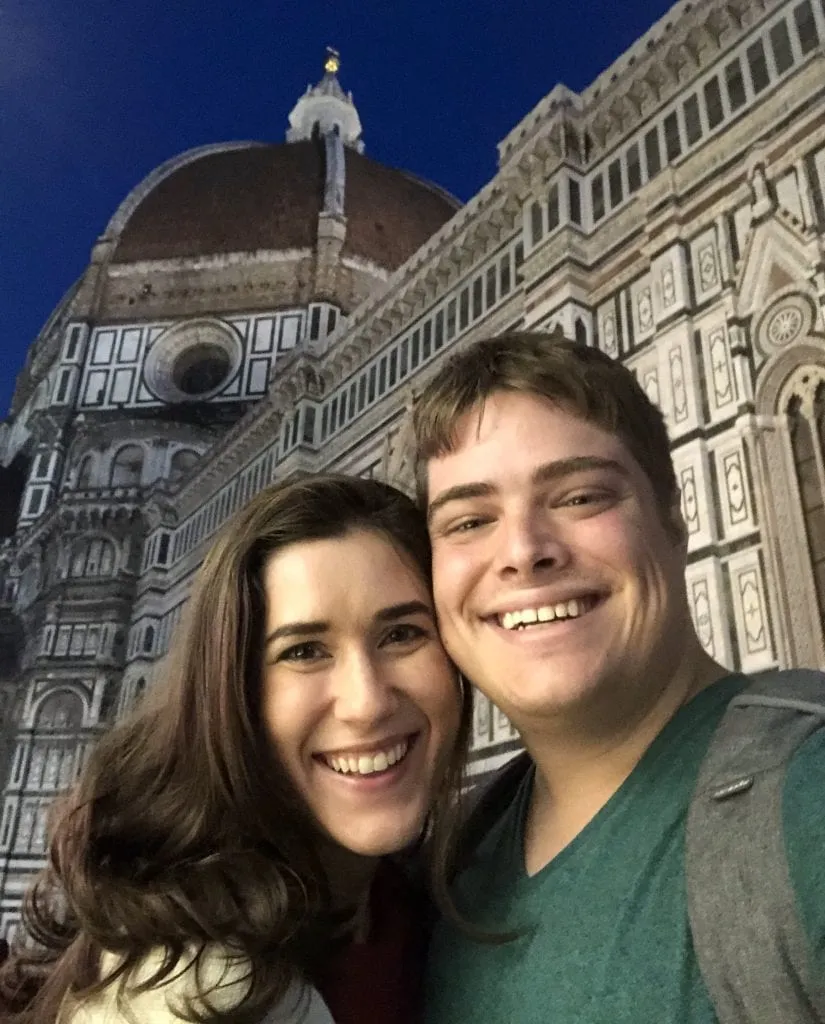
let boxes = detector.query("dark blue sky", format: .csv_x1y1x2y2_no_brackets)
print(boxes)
1,0,672,416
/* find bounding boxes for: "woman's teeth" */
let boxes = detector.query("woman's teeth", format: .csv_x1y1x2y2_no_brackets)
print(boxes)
324,739,410,775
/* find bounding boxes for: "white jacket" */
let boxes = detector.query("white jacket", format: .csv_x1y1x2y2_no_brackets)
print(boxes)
59,947,335,1024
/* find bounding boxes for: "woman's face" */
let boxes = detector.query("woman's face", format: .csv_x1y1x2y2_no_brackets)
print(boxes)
260,528,461,858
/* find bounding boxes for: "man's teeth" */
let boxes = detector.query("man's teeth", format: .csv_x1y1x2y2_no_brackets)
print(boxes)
325,739,410,775
499,598,593,630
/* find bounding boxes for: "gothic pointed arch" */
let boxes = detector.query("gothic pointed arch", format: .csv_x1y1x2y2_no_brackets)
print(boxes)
752,335,825,667
783,367,825,631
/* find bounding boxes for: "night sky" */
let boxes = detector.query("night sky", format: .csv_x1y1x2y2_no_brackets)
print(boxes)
1,0,673,416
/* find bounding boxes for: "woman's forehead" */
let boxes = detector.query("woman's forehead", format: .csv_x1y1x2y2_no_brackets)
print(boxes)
262,531,430,625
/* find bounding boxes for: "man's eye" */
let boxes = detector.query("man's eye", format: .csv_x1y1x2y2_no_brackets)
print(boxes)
444,516,488,535
277,641,325,663
563,491,610,507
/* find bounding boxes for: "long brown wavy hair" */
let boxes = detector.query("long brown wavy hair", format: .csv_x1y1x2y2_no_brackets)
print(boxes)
0,475,471,1023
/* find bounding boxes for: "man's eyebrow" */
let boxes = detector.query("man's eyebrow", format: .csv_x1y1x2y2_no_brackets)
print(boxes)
532,456,629,485
427,483,495,524
427,456,629,524
265,602,433,646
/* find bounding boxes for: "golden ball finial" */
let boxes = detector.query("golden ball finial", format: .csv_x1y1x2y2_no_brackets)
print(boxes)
324,47,340,74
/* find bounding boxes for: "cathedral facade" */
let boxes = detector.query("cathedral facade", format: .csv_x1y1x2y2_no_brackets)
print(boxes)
2,0,825,939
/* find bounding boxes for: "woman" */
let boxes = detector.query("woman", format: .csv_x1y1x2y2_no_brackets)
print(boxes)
0,475,470,1023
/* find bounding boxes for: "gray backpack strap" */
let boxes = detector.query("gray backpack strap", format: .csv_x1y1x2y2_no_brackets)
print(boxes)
686,670,825,1024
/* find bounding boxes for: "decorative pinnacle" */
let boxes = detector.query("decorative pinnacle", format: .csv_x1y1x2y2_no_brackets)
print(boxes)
324,47,340,74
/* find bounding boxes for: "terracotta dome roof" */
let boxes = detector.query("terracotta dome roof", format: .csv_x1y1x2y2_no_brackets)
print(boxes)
111,141,459,270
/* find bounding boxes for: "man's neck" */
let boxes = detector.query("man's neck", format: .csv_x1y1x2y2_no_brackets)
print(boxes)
520,648,727,876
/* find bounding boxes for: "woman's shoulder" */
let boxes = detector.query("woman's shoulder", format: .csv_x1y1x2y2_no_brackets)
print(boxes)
60,946,334,1024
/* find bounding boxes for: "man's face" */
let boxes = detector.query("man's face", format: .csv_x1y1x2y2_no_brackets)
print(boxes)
426,391,688,730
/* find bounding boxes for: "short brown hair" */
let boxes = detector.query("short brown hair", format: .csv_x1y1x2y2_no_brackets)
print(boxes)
413,330,678,516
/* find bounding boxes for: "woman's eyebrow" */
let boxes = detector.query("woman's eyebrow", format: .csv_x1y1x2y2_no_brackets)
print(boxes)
374,600,432,623
265,620,329,645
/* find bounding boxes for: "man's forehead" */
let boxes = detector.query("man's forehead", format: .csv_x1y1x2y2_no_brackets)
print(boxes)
424,397,635,514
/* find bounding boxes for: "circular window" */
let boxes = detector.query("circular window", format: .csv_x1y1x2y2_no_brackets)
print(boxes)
143,319,241,404
172,344,231,396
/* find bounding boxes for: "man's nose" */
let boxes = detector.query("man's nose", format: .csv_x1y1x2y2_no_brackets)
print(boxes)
493,507,570,579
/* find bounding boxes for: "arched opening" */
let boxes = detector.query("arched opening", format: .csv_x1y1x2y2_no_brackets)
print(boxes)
110,445,144,488
787,381,825,626
69,537,116,577
76,454,94,489
34,690,84,731
168,448,200,484
142,625,155,654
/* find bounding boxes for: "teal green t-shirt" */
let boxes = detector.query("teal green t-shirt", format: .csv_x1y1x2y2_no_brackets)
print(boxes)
425,675,825,1023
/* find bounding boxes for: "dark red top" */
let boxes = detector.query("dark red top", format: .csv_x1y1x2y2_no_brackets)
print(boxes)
314,861,427,1024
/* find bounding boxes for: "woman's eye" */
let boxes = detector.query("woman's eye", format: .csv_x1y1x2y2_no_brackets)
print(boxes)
382,623,427,646
277,641,325,663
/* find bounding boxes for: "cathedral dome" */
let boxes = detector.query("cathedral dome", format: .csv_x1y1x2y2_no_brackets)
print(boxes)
110,140,460,271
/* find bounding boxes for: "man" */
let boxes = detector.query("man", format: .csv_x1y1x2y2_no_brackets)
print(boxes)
413,331,825,1022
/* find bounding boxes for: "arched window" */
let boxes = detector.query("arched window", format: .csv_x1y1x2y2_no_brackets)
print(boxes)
35,691,84,731
787,379,825,626
168,448,200,484
110,445,144,488
22,693,83,813
143,626,155,654
69,537,116,577
76,454,94,489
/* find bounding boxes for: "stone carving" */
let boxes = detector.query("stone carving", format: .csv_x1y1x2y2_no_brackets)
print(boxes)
708,327,733,408
670,346,688,422
680,466,700,534
697,243,719,292
737,566,768,655
756,294,813,358
601,311,618,355
723,450,748,526
690,577,715,656
767,306,803,347
643,368,660,407
638,287,653,332
662,264,677,308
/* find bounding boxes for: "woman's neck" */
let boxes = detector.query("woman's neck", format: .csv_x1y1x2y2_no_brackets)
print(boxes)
320,845,378,942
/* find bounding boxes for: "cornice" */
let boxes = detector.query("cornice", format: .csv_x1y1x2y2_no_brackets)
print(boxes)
498,0,784,177
13,492,145,559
